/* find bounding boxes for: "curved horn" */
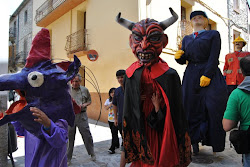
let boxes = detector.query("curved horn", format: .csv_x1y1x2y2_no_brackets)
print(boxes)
160,8,178,30
116,12,135,31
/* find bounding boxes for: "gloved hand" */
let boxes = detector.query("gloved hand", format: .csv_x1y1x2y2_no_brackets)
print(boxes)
200,75,211,87
174,50,184,59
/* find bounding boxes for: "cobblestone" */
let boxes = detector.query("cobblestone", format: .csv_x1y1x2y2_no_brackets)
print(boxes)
8,119,242,167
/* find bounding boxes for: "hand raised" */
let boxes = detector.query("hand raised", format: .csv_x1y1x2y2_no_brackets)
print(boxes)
151,92,162,112
30,107,51,128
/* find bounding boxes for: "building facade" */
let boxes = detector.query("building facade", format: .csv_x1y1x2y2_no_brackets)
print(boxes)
10,0,250,123
228,0,249,52
9,0,33,73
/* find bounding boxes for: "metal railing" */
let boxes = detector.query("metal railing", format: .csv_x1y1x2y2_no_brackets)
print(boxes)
9,27,16,38
177,20,193,49
15,51,28,68
179,20,193,38
8,55,17,72
35,0,66,23
65,29,88,54
9,28,16,43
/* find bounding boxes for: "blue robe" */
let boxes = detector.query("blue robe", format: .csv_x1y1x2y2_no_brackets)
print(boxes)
12,119,68,167
176,30,227,152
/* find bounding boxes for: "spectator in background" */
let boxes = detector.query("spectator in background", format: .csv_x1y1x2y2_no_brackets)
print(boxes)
223,55,250,167
104,87,119,154
223,36,250,96
67,74,96,165
113,69,126,167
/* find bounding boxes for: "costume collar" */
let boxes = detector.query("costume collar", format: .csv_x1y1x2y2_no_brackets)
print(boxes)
126,58,170,79
192,29,205,38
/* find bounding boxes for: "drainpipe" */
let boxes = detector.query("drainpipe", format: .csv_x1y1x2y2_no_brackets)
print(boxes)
227,0,231,53
17,14,20,55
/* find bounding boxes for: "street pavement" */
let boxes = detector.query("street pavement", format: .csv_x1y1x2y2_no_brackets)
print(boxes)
8,119,243,167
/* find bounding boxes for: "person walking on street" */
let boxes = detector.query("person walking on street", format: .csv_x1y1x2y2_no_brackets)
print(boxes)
104,87,119,154
223,55,250,167
175,10,227,155
67,74,96,165
113,69,126,167
223,36,250,96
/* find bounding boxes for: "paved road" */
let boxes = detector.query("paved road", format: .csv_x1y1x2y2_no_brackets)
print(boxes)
8,119,242,167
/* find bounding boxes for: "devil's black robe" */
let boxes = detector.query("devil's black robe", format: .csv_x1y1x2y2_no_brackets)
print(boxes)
123,60,191,167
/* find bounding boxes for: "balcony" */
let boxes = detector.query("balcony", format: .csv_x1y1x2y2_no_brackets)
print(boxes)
9,27,16,44
15,51,28,68
177,20,192,49
180,20,192,38
65,29,88,57
35,0,84,27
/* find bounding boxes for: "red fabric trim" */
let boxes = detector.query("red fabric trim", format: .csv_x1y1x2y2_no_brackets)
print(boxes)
56,61,72,71
150,59,170,79
126,59,169,79
126,61,142,78
158,82,179,166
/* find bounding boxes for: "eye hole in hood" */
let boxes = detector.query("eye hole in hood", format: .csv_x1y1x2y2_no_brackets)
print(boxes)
27,71,44,87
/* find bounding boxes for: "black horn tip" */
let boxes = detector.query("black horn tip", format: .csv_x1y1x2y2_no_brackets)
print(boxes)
169,7,178,18
116,12,121,22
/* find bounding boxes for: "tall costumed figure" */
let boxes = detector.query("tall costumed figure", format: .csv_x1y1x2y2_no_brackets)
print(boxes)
175,11,227,155
116,8,191,167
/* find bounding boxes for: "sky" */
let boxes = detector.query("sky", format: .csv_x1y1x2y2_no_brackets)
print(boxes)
0,0,23,63
9,0,23,16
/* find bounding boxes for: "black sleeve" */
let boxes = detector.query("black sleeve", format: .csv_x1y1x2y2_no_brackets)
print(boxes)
146,106,166,132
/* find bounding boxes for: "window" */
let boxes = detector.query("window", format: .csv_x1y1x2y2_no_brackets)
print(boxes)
233,30,241,40
13,21,16,37
233,0,240,13
24,10,28,24
181,6,186,21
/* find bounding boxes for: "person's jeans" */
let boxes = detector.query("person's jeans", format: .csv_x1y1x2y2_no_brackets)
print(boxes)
243,153,250,167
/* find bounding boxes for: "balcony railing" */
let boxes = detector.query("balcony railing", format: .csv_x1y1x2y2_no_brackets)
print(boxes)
65,29,88,55
177,20,193,49
15,51,28,68
35,0,66,23
9,27,16,43
8,55,17,72
180,20,193,38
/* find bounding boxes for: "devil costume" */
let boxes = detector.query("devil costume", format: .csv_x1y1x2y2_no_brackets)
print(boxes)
176,30,227,152
116,8,191,167
123,61,191,167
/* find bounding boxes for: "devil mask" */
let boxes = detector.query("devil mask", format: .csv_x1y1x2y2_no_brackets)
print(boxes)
116,8,178,66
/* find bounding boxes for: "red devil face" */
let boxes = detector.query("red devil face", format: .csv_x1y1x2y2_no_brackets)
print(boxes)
129,19,168,66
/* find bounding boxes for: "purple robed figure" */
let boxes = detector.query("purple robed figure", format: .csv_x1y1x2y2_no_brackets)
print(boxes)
0,28,81,167
12,119,68,167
